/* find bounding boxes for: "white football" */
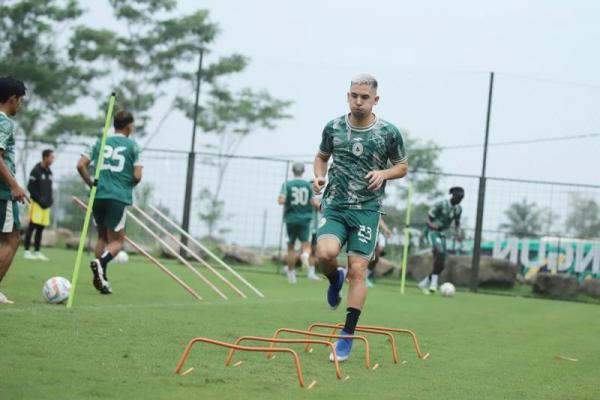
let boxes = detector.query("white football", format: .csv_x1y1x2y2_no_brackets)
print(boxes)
114,251,129,264
42,276,71,304
440,282,456,297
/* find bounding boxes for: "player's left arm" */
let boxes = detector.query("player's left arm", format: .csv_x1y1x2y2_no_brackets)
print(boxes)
366,126,408,191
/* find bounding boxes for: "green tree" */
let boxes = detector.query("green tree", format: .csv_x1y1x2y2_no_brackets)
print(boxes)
0,0,101,180
566,194,600,239
499,199,544,238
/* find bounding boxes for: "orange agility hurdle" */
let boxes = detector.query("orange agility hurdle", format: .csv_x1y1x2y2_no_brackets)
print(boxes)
225,336,343,379
269,328,371,369
306,323,399,363
338,323,429,360
175,337,305,387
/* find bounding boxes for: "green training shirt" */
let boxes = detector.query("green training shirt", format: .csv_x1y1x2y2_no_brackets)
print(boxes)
83,133,142,205
280,178,313,224
318,114,407,212
428,199,462,232
0,112,16,201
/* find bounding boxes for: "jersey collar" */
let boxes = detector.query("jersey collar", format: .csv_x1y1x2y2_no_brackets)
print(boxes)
0,111,7,118
345,113,378,132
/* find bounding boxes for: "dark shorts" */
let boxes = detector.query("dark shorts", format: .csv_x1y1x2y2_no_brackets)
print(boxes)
0,199,20,233
317,207,380,260
286,222,310,245
93,199,127,232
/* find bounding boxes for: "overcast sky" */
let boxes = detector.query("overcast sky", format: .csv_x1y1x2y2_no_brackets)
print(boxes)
83,0,600,185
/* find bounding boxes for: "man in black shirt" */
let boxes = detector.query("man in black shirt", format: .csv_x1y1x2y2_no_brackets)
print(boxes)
24,149,54,260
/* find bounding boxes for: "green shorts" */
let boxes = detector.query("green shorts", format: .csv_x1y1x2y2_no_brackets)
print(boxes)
428,230,447,256
0,199,20,233
317,207,380,260
93,198,127,232
286,222,310,245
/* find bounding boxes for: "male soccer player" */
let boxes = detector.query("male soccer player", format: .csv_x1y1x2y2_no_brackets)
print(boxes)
313,74,408,361
418,186,464,294
77,111,143,294
24,149,55,261
278,162,320,283
0,77,28,304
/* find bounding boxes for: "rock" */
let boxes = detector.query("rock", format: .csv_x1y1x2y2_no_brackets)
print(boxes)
219,244,262,265
65,234,94,251
408,253,517,287
532,273,579,299
373,257,399,277
580,278,600,299
40,230,59,247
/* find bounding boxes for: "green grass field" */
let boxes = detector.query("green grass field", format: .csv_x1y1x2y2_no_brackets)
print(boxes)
1,248,599,400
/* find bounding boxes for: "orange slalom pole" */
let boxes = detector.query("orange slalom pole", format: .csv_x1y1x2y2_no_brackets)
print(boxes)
226,336,342,379
132,205,247,299
72,197,202,300
174,337,305,388
306,323,398,364
269,328,371,369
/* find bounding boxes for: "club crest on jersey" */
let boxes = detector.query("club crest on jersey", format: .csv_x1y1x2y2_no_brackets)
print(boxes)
352,142,364,156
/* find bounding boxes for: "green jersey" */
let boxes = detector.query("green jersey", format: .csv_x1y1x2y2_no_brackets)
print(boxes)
280,178,313,224
0,112,16,201
319,114,407,212
83,133,142,205
428,199,462,232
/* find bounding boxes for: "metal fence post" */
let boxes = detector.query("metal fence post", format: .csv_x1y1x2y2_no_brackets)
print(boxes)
470,71,495,291
277,161,291,270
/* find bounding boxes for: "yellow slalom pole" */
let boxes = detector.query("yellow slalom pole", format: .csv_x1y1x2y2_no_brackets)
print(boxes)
400,181,413,295
66,93,116,308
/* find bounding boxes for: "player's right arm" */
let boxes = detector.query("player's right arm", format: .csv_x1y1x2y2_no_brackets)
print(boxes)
313,123,332,194
0,150,27,203
427,201,441,230
278,182,286,205
76,156,94,187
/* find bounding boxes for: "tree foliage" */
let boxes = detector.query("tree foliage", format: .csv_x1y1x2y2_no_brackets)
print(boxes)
499,199,546,238
566,194,600,239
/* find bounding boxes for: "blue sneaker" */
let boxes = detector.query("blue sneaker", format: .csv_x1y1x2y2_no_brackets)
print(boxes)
329,330,353,362
327,267,346,309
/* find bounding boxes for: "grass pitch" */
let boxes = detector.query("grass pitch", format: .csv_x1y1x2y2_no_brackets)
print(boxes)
1,248,599,400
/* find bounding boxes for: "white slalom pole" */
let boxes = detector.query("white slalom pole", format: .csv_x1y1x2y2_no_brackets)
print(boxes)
125,210,229,300
132,205,247,299
149,204,265,298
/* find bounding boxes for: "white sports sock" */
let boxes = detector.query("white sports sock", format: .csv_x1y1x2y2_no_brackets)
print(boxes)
308,266,316,277
290,269,297,283
419,276,430,288
430,274,439,288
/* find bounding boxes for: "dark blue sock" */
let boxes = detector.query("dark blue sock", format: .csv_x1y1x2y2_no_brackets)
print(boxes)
343,307,361,335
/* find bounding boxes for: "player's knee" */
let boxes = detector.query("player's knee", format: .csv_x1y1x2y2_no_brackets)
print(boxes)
316,244,337,264
347,262,368,283
8,231,20,247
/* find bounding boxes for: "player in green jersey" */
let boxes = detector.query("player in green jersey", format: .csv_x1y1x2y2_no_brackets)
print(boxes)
77,111,143,294
0,77,28,304
418,186,464,294
278,162,320,283
313,74,408,361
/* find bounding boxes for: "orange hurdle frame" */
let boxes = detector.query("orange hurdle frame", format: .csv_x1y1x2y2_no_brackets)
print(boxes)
175,337,306,387
269,328,372,369
350,324,430,360
306,323,399,363
225,336,343,379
